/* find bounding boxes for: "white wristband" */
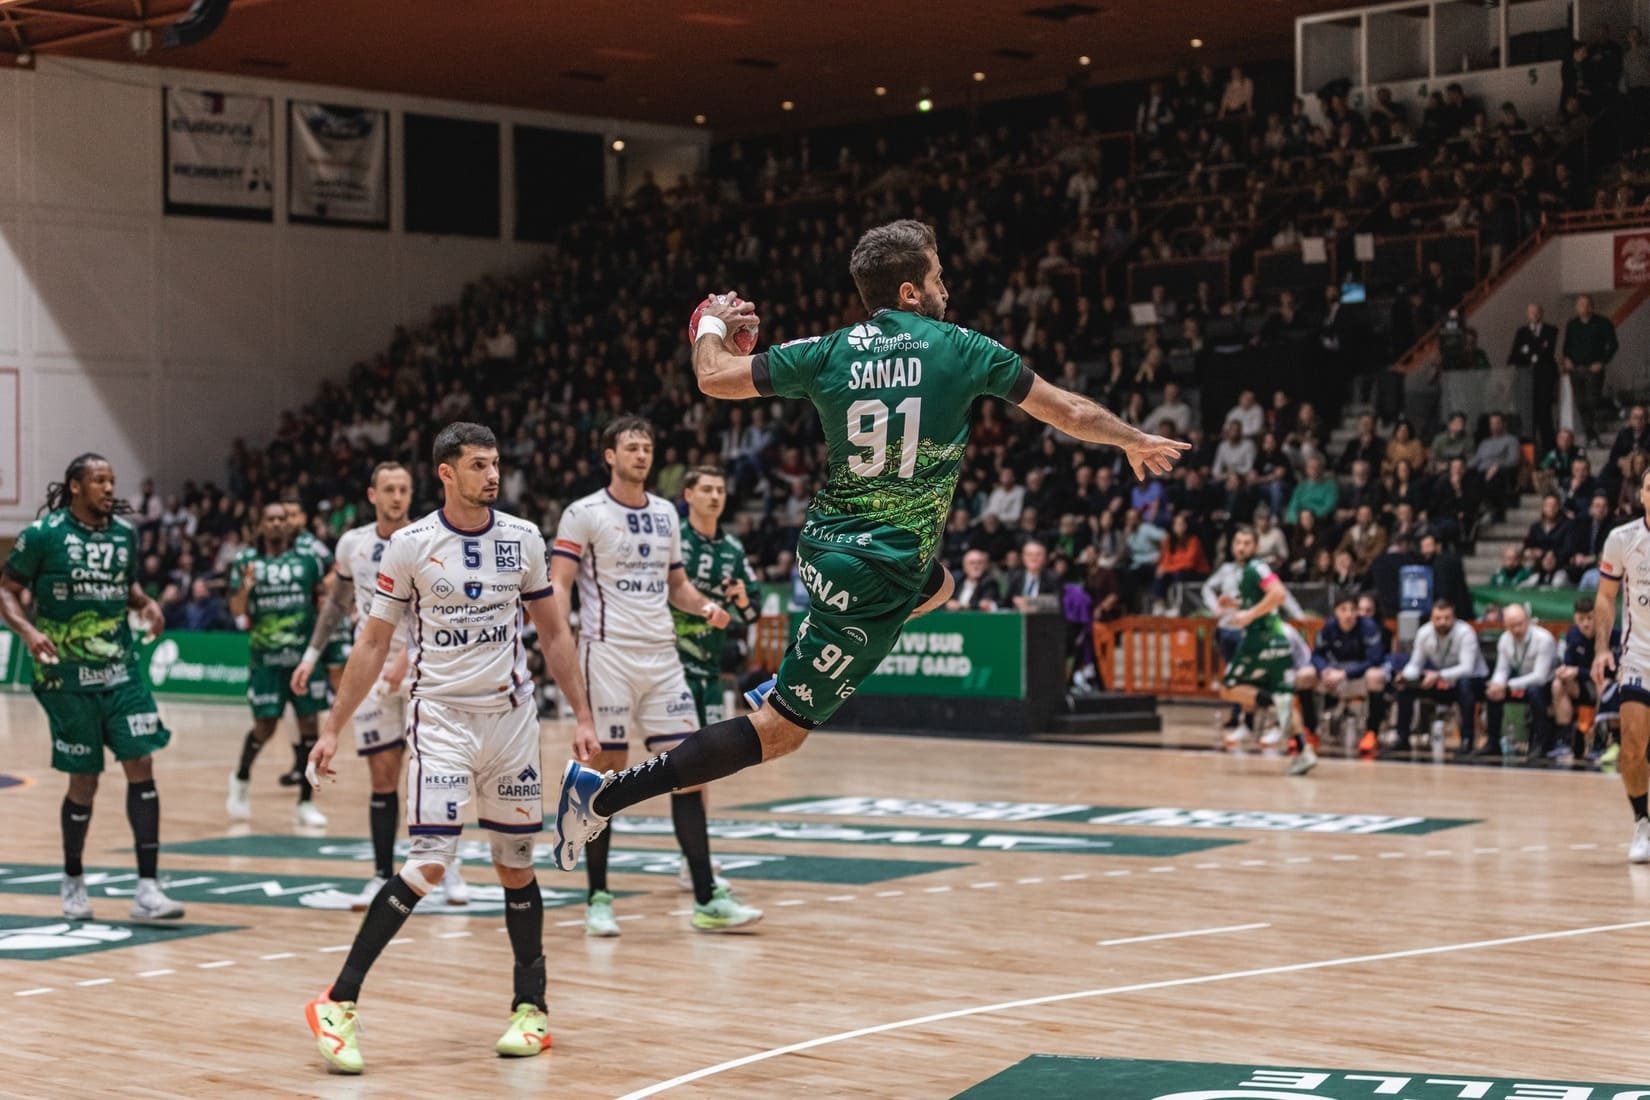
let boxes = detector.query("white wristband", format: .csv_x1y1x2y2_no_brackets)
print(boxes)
697,315,728,341
703,603,718,620
301,646,322,666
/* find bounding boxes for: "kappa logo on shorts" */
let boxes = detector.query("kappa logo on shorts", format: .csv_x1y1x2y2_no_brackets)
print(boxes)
842,627,869,647
788,683,816,705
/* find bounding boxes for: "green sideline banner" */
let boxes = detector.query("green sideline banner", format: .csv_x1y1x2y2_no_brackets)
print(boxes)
1471,585,1582,624
789,610,1025,699
0,626,248,701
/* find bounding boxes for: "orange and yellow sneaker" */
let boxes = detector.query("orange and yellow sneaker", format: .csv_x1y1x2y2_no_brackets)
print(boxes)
305,993,363,1074
496,1003,552,1057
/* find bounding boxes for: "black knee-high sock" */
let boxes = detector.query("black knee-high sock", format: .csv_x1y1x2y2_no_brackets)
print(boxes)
329,875,421,1003
297,735,318,802
585,826,611,899
126,780,160,879
290,737,309,774
1298,692,1320,734
1632,792,1648,822
61,798,92,878
368,792,398,881
504,882,546,1011
235,729,265,782
1367,692,1389,732
672,791,716,906
592,716,764,817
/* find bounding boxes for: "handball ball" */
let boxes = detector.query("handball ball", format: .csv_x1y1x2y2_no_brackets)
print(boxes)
688,293,758,354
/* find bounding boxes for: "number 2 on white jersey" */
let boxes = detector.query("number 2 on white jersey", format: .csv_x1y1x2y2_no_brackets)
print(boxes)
847,397,922,479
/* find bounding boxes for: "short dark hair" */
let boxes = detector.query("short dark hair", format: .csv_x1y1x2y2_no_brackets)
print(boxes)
1334,594,1357,609
682,465,725,492
849,219,937,312
1574,595,1595,614
370,461,408,488
433,422,497,469
601,415,655,457
1432,598,1454,613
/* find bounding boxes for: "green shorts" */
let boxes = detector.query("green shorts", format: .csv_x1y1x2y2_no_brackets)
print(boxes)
248,661,331,720
35,681,170,774
770,549,942,728
685,673,726,727
321,637,352,669
1222,621,1295,695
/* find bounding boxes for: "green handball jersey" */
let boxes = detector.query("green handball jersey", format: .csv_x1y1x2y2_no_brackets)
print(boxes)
3,510,138,692
673,524,762,681
1221,559,1293,693
231,545,322,669
755,309,1033,589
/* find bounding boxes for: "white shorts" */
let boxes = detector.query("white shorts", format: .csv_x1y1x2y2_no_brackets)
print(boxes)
1619,654,1650,705
1283,624,1312,670
405,698,542,837
582,641,699,756
354,684,408,757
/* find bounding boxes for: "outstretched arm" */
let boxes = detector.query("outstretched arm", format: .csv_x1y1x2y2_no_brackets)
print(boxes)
1016,374,1189,481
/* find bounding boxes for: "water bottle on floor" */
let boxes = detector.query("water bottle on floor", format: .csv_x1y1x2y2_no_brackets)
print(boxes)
1431,717,1445,763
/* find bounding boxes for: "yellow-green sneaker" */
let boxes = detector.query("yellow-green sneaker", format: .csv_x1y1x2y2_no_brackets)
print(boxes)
496,1003,552,1057
691,885,764,932
305,993,363,1074
585,891,620,937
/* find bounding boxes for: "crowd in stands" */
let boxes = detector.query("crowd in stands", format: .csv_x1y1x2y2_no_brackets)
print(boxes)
103,40,1650,753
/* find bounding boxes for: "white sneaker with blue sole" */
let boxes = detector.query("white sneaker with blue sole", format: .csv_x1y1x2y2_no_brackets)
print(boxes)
743,676,776,711
550,760,613,871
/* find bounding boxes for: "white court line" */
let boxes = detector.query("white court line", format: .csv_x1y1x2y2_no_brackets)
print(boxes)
387,938,416,946
968,883,998,890
923,886,951,894
14,988,53,997
76,978,114,987
1016,878,1042,886
775,900,807,907
615,917,1650,1100
437,931,471,940
197,960,235,969
826,895,858,902
1103,870,1131,877
875,891,905,898
1285,857,1312,864
136,969,174,978
1147,867,1175,874
1097,922,1270,947
554,919,583,927
318,945,351,953
260,952,296,961
1058,873,1087,881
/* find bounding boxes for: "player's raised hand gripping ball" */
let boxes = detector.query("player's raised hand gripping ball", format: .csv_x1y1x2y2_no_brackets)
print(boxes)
688,292,760,354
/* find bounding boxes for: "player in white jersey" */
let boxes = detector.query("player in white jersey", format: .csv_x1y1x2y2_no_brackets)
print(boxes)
1591,468,1650,861
301,423,596,1074
291,463,466,909
551,416,762,934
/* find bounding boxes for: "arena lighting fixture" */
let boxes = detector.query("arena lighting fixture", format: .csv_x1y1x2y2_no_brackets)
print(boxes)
610,138,625,152
917,97,933,112
694,114,707,124
1078,54,1091,65
972,71,986,82
1190,37,1204,48
874,85,887,96
781,100,794,110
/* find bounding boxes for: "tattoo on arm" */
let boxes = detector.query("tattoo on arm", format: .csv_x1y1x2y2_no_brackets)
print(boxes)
306,577,353,651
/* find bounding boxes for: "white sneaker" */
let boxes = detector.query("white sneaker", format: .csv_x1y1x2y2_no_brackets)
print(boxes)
226,775,251,821
1631,819,1650,863
129,877,185,921
674,857,730,893
61,874,93,920
439,862,469,906
585,891,620,937
1223,723,1251,750
294,800,328,829
351,876,386,912
1287,745,1319,777
1258,727,1285,749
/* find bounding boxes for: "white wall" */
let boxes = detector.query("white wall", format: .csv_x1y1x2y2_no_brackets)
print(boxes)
0,58,706,534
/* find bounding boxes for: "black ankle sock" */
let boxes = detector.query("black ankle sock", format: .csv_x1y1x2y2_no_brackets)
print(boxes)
1632,793,1647,822
126,779,160,879
1225,704,1242,729
504,882,546,1011
593,716,763,817
1367,693,1388,732
235,729,264,782
672,791,716,906
297,736,318,802
291,740,308,774
329,875,421,1003
1298,692,1319,733
585,827,611,899
61,798,92,878
1256,690,1274,711
368,792,399,880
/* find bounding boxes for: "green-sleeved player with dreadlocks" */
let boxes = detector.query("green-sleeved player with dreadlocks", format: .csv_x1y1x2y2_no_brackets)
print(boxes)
673,466,762,726
226,501,329,828
0,453,184,921
277,496,350,786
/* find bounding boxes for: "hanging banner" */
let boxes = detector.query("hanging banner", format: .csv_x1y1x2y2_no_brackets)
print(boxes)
163,87,274,217
1614,230,1650,287
288,102,389,226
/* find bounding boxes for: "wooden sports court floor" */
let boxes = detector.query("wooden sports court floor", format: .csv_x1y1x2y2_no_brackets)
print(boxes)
1,696,1648,1098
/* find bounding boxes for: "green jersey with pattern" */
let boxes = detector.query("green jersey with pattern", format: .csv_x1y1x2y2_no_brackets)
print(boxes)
757,309,1031,587
231,544,322,668
1239,559,1284,633
3,510,138,693
293,528,348,643
673,523,761,680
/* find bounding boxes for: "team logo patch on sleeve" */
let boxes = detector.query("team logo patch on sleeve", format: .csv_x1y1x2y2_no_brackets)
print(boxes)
376,573,395,594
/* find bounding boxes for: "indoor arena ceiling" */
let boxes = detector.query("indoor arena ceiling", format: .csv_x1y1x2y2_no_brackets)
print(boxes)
0,0,1355,134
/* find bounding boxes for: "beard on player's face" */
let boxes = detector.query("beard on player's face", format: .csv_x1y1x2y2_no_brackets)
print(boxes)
918,287,946,320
